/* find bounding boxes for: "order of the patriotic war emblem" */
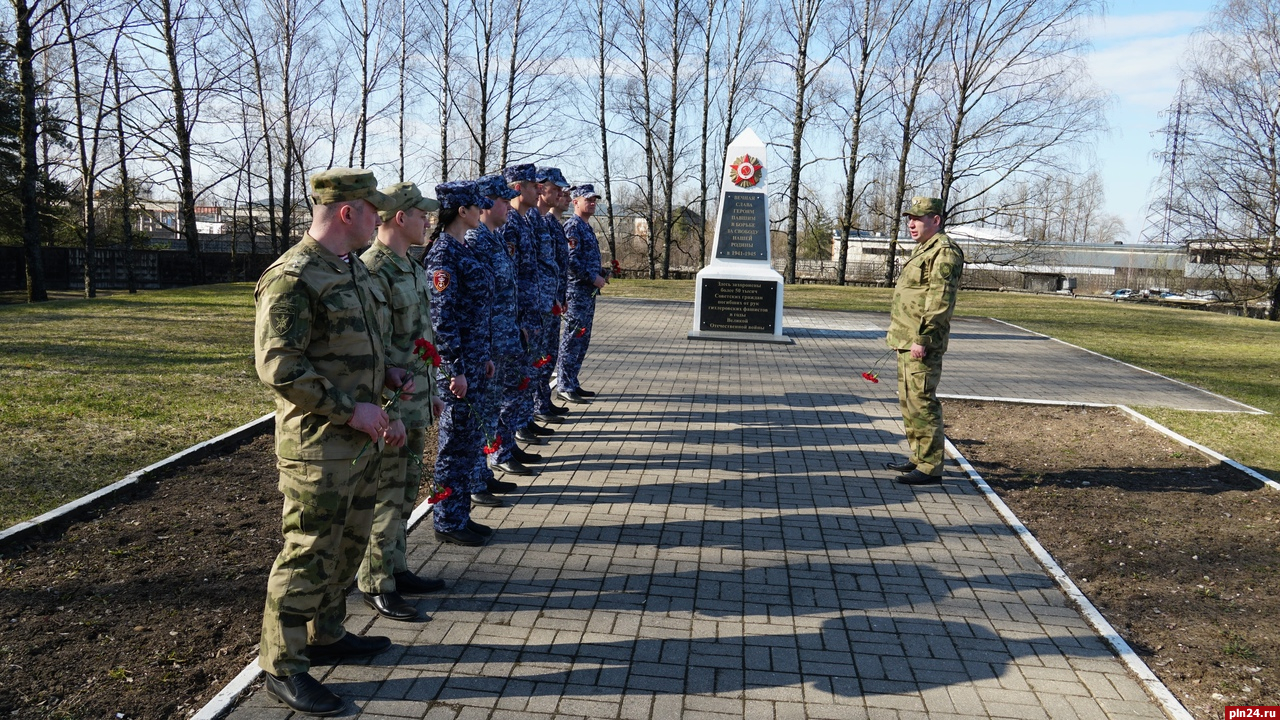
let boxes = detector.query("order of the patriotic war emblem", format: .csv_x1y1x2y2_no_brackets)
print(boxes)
729,154,763,188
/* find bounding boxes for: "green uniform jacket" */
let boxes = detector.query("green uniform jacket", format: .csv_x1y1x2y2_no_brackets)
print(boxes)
360,240,436,430
255,234,391,460
886,231,965,353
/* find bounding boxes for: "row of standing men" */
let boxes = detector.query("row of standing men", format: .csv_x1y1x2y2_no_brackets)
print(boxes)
251,164,613,715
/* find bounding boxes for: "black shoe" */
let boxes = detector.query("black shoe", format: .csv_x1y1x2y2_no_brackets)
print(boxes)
494,460,536,476
512,447,543,463
515,429,548,445
885,460,917,473
471,491,505,507
467,520,494,537
557,390,591,405
526,422,555,436
547,404,571,416
487,477,519,493
535,413,565,424
393,571,445,594
362,591,421,622
435,527,486,546
306,633,392,664
264,672,344,716
576,389,597,398
895,469,943,486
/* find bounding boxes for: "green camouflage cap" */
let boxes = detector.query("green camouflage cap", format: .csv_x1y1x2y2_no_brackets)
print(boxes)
309,168,395,210
903,196,944,217
377,181,441,219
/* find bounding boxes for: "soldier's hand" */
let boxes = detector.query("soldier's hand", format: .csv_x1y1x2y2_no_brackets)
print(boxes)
350,402,390,441
593,275,607,289
386,367,414,396
910,343,927,360
432,397,445,418
449,374,468,399
485,360,496,378
384,419,407,448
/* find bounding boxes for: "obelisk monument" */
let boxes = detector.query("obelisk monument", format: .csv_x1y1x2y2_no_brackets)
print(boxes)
688,129,791,344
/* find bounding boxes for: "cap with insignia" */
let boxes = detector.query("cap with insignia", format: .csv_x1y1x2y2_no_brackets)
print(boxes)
435,180,494,211
902,196,944,218
377,181,442,219
502,163,536,184
536,166,570,189
309,167,395,210
478,174,518,200
570,184,601,200
550,168,570,189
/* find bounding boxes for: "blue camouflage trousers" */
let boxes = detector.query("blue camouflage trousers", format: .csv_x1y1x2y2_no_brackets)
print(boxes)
474,355,509,482
433,374,489,532
534,312,558,414
556,290,596,393
497,329,535,461
259,452,378,676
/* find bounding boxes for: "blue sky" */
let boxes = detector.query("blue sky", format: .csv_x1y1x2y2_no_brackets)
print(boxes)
1087,0,1211,241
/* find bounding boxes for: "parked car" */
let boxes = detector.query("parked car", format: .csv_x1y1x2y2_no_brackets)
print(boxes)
1109,288,1135,300
1184,289,1222,302
1159,291,1186,300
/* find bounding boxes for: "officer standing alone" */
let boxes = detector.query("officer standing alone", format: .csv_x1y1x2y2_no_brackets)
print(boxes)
885,196,965,486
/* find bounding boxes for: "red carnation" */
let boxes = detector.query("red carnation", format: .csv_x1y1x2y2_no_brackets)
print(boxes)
611,259,621,274
533,354,552,368
861,371,879,384
483,434,502,455
575,326,586,338
517,377,530,391
427,486,453,504
552,302,564,317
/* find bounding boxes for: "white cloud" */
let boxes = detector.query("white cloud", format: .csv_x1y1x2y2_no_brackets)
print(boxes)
1085,10,1204,45
1088,35,1194,112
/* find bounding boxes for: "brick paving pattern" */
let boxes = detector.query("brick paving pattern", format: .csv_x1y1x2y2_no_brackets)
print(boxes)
229,298,1178,719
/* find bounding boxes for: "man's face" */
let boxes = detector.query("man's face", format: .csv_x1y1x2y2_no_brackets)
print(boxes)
401,207,428,244
555,187,571,211
906,213,940,243
537,182,558,205
351,200,381,247
574,196,597,218
516,181,539,205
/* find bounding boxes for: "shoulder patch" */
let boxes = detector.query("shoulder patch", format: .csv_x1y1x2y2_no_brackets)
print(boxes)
567,237,577,249
268,295,301,337
432,269,451,293
506,241,516,257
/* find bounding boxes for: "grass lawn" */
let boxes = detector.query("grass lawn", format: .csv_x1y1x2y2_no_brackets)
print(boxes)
0,284,270,528
610,279,1280,480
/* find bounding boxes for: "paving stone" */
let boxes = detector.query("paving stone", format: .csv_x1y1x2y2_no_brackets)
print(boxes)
223,299,1190,719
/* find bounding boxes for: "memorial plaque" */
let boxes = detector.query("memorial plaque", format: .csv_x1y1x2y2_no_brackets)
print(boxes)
698,278,777,333
715,192,769,261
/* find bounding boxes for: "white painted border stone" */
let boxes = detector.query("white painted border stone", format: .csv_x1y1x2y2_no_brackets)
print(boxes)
986,316,1268,415
0,412,275,547
944,437,1197,720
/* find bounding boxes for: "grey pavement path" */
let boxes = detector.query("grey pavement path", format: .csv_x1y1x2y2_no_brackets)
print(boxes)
230,298,1176,720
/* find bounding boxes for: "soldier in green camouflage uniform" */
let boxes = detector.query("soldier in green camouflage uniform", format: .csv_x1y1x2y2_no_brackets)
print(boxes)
253,168,408,715
356,182,448,623
885,196,964,486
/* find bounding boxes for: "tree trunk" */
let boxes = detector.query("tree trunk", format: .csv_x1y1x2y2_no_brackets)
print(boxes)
160,0,204,284
697,0,715,270
440,0,452,181
62,0,98,298
595,0,617,262
660,0,682,280
784,57,807,285
113,56,137,294
500,0,520,169
398,0,407,181
14,0,47,302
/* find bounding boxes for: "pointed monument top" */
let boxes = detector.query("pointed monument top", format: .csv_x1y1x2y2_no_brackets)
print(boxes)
728,128,764,154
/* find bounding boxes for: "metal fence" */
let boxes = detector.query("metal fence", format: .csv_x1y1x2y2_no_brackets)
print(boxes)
1,246,278,292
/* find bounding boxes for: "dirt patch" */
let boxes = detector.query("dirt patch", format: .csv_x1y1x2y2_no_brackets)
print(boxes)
945,400,1280,720
0,429,437,719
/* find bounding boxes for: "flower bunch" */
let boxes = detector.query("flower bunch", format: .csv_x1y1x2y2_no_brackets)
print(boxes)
427,483,452,504
860,348,896,384
483,434,502,455
611,259,622,276
551,302,564,317
533,354,552,369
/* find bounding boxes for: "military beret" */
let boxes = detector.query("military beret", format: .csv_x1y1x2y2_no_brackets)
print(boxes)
903,196,944,218
435,180,494,211
309,168,395,210
478,174,518,200
570,184,601,200
502,163,536,183
378,181,441,219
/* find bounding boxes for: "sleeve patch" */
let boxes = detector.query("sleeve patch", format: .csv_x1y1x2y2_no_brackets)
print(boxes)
567,238,577,249
268,297,300,336
432,269,452,293
506,241,516,257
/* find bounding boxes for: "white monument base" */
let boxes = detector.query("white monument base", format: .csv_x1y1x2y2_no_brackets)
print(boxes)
687,262,792,344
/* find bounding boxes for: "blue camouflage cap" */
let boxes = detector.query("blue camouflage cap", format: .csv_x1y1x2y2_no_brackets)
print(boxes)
478,174,518,200
435,180,494,211
536,166,570,189
570,184,601,200
550,168,570,188
503,163,536,183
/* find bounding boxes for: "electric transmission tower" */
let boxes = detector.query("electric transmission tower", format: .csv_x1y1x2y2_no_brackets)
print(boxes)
1141,81,1188,245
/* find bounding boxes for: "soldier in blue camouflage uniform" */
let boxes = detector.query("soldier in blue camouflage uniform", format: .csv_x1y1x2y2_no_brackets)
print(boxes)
529,167,568,424
254,168,406,715
463,175,527,490
557,184,609,404
499,164,552,448
356,182,447,624
885,196,965,486
426,181,499,546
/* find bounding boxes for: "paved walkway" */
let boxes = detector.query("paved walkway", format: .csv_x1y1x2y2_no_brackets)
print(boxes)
229,298,1202,720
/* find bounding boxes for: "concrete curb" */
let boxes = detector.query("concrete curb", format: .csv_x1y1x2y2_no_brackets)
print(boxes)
0,412,275,549
191,482,442,720
944,437,1197,720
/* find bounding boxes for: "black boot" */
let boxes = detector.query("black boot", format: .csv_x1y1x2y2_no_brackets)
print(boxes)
264,672,344,715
